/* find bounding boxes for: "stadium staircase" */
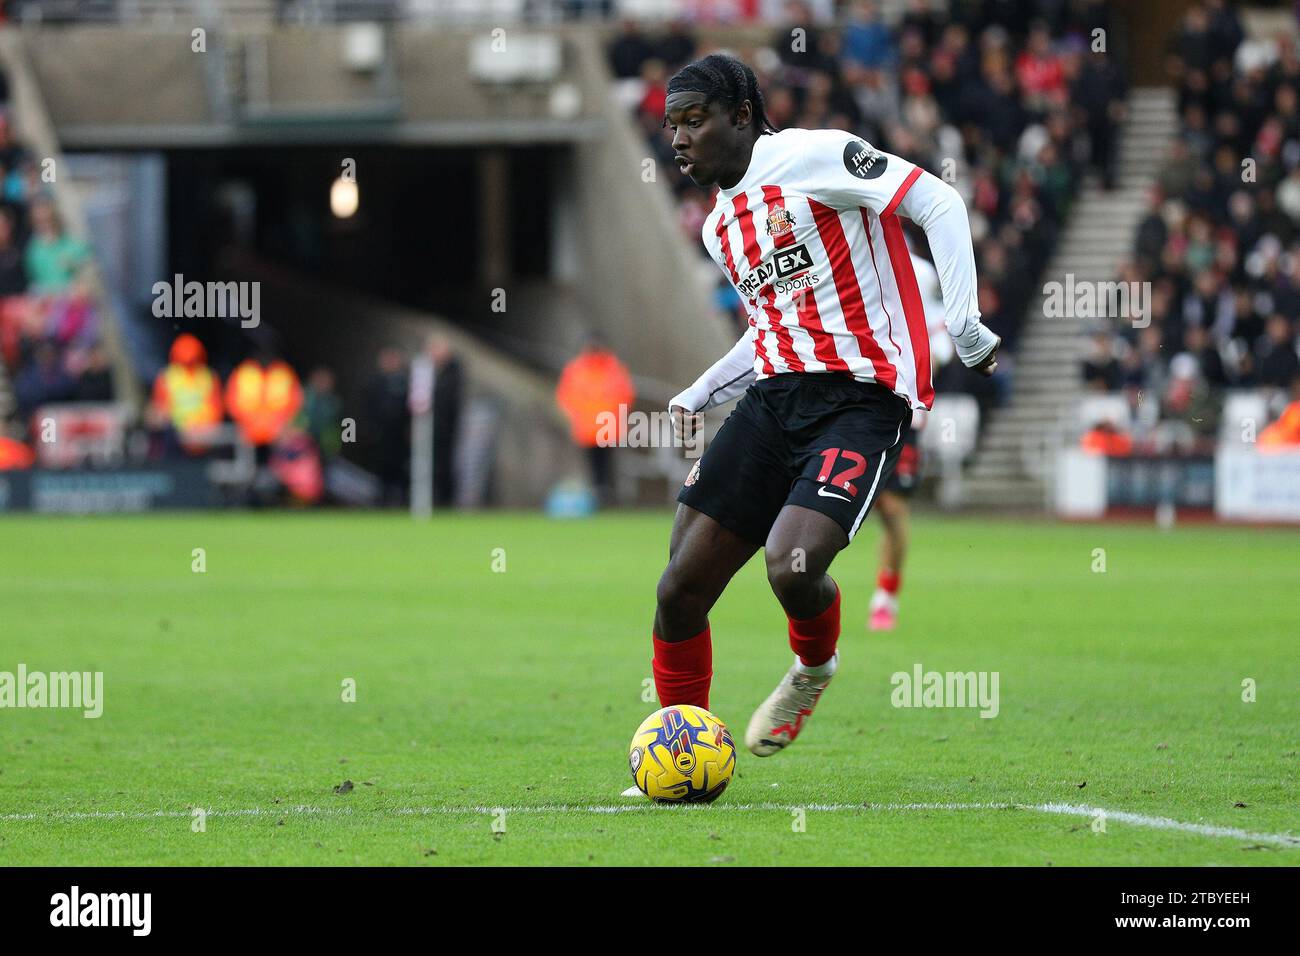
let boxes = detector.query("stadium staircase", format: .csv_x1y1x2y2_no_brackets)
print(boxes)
960,87,1178,510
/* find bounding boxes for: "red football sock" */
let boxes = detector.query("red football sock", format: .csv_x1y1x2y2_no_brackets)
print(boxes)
652,627,712,709
877,569,901,595
788,582,841,667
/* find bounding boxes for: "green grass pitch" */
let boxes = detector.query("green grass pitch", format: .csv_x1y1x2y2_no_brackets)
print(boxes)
0,510,1296,866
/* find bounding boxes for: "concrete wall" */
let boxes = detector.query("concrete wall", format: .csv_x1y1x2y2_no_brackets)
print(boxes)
20,24,598,128
21,28,214,126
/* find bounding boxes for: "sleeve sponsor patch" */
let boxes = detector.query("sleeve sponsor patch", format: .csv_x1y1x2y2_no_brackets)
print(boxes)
843,139,888,180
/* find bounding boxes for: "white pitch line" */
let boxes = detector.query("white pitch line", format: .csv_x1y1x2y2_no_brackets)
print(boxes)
1033,803,1299,849
0,802,1295,848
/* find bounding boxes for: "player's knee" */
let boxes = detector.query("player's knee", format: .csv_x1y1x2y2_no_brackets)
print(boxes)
765,549,817,605
655,562,709,620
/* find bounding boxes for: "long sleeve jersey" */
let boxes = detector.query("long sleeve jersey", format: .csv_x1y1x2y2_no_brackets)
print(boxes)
669,128,999,414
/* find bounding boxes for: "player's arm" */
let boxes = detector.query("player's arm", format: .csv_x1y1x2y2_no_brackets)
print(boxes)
896,171,1000,375
668,323,757,441
802,131,999,375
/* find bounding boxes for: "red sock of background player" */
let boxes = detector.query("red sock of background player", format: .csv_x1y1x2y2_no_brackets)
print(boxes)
877,569,901,596
788,580,840,675
652,627,712,709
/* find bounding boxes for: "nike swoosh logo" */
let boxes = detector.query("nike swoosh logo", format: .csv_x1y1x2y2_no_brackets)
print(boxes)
817,485,851,502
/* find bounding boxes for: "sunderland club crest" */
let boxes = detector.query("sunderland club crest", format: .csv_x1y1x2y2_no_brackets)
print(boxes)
766,208,795,237
684,459,702,487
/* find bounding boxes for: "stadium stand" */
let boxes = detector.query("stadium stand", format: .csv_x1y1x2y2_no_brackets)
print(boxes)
1084,1,1300,456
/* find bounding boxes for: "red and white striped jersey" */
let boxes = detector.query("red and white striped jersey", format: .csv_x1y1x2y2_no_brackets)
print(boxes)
681,127,984,413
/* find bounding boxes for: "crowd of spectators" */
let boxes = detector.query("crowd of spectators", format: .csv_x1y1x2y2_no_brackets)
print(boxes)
1085,0,1300,452
612,0,1124,410
0,71,113,464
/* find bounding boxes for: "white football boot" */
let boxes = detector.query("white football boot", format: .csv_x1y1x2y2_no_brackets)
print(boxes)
744,653,838,756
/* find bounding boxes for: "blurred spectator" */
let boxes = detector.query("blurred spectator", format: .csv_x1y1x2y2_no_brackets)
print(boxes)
0,207,26,295
70,343,113,402
774,1,826,71
151,334,223,453
608,19,655,79
14,340,73,424
638,59,669,128
270,428,324,505
25,198,89,294
1015,22,1064,109
364,347,410,506
0,113,24,172
300,366,343,460
900,0,942,48
1180,324,1229,390
556,334,634,506
655,19,697,73
1162,353,1219,440
5,154,44,206
1256,314,1300,390
420,334,465,509
1082,332,1122,391
843,0,894,70
1072,47,1127,189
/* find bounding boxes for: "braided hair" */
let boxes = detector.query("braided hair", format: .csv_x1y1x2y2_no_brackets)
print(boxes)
663,53,778,137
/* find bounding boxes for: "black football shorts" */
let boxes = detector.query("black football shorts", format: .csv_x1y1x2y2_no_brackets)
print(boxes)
678,373,913,546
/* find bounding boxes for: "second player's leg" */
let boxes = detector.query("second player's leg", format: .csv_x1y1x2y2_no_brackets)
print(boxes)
876,489,909,573
869,489,910,630
870,425,917,628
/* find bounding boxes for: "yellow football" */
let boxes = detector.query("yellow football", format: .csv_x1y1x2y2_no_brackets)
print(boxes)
628,704,736,803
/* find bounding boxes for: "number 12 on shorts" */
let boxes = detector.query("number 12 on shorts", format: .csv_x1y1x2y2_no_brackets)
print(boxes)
816,447,867,496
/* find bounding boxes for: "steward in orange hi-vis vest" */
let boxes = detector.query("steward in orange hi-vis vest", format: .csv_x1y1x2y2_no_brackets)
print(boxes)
555,347,636,448
151,334,223,452
225,358,303,447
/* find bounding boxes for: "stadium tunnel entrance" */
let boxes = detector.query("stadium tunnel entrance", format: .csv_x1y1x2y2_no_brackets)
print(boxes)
68,141,684,507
